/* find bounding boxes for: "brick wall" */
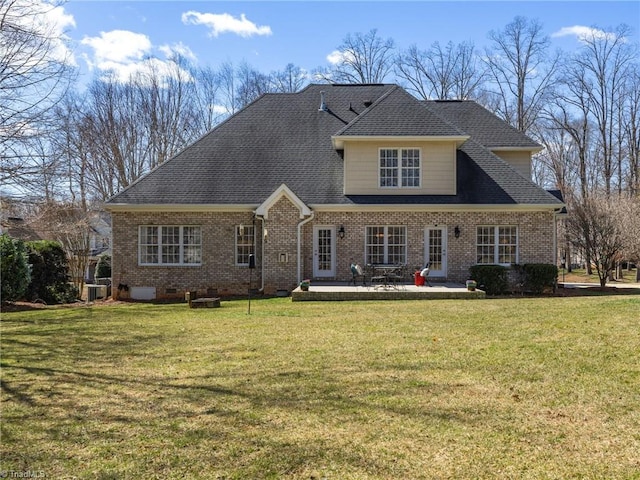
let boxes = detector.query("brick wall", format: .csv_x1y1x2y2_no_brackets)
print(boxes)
262,197,302,294
110,210,261,300
308,209,556,284
111,206,556,299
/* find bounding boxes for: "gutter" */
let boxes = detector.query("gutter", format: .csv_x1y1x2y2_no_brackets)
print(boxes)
297,211,315,284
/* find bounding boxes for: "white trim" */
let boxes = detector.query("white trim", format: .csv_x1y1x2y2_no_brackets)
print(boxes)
424,226,447,277
138,225,202,266
378,147,422,189
106,204,256,213
311,204,563,213
475,225,519,266
313,225,336,278
332,135,469,149
235,224,256,267
255,184,311,219
490,146,543,153
297,212,315,283
110,202,561,214
364,225,408,265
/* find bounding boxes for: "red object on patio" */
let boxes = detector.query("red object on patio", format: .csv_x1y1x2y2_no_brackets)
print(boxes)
414,271,425,286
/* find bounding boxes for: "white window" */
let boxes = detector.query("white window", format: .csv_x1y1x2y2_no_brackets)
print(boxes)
236,224,255,266
365,226,407,264
476,226,518,265
139,226,201,265
379,148,421,188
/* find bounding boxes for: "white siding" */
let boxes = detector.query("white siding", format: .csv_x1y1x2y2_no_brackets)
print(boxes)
493,150,532,179
343,140,456,195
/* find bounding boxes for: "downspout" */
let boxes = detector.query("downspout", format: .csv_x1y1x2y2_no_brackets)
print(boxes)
553,208,563,266
297,211,315,284
256,214,266,292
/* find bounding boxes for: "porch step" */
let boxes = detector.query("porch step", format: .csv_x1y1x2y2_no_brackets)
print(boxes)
189,297,221,308
291,284,485,302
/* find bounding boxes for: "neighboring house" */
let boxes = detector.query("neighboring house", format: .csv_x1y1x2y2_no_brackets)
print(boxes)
105,84,564,300
85,211,112,283
0,216,43,242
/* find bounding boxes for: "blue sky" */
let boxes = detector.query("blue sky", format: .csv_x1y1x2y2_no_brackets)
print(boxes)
50,1,640,82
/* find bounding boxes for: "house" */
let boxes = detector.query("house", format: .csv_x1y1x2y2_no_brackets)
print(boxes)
85,211,112,283
0,216,43,242
105,84,564,300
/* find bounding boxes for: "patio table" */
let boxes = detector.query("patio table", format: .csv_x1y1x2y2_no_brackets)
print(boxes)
369,264,405,290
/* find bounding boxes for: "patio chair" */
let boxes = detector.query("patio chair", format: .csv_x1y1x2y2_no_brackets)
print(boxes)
420,263,432,287
350,263,366,286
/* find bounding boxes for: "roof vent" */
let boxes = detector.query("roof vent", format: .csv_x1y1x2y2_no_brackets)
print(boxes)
363,100,373,108
319,91,328,112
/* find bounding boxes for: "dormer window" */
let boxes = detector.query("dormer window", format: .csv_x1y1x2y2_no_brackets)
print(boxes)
379,148,421,188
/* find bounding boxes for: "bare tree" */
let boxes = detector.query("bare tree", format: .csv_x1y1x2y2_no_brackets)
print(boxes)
622,65,640,195
217,61,238,116
34,200,92,292
483,16,559,133
532,119,579,196
396,41,485,100
0,0,75,192
570,24,637,194
616,195,640,281
566,193,626,287
57,57,214,201
189,65,222,133
270,63,307,93
317,29,395,84
235,61,271,109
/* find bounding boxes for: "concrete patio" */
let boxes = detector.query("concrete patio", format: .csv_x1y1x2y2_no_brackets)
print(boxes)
291,282,485,302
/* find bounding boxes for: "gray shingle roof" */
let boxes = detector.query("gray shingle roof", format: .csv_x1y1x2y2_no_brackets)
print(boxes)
336,87,466,138
106,84,560,208
424,100,541,149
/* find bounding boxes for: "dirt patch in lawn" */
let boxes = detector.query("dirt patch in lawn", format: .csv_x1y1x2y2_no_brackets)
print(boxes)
1,298,130,313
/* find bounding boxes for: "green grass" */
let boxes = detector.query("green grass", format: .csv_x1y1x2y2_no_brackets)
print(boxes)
2,296,639,479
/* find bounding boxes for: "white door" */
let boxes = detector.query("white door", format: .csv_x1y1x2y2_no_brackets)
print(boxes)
313,226,335,277
424,227,447,277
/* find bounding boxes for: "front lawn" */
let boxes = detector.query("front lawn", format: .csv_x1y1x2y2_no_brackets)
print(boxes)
1,296,639,479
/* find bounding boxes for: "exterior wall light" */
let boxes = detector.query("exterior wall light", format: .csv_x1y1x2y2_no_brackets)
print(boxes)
338,225,345,239
454,226,461,238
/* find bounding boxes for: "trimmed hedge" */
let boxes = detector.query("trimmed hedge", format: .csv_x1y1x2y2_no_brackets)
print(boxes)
0,234,31,302
468,265,508,295
26,240,78,304
519,263,558,294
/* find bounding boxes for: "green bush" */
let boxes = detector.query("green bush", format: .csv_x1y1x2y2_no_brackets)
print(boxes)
469,264,509,295
0,234,31,302
521,263,558,294
96,254,111,279
26,240,78,304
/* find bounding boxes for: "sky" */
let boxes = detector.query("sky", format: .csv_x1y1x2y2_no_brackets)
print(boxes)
33,0,640,84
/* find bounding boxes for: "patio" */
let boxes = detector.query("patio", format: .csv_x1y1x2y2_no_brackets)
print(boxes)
291,282,485,302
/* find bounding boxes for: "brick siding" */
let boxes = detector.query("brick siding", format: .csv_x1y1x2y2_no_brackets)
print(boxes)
111,202,556,299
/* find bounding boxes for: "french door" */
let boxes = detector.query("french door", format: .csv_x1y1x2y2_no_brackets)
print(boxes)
313,226,335,277
424,226,447,277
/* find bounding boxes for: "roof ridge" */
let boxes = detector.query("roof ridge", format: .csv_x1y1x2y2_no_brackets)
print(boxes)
333,85,400,136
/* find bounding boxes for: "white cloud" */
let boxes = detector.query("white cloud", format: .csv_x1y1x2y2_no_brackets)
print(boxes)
93,57,194,85
326,49,355,66
12,0,77,65
81,30,152,65
81,30,195,85
551,25,617,43
158,42,197,62
181,11,272,38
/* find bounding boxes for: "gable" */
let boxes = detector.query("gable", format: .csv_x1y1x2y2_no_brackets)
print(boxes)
255,184,311,219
